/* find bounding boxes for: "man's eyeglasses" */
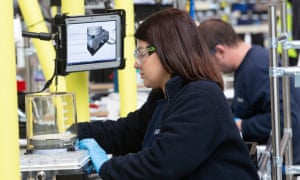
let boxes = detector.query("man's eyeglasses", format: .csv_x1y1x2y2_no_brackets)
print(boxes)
133,45,156,65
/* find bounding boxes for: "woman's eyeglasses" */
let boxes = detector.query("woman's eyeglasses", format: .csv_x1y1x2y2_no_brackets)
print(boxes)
133,45,156,65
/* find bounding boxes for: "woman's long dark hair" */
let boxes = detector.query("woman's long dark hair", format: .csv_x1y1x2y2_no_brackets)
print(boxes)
135,8,224,89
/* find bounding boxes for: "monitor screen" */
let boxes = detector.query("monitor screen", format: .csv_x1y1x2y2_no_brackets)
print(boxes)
62,11,125,74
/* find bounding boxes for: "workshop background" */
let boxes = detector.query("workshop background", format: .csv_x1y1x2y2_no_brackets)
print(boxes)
1,0,298,179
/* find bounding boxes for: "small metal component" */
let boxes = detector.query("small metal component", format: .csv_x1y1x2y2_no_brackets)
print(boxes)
36,171,46,180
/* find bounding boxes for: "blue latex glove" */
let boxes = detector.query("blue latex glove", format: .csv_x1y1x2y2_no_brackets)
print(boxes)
75,139,79,150
79,138,109,174
234,117,241,122
233,117,242,132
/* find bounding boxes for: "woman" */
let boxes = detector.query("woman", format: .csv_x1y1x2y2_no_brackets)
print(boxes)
78,8,259,179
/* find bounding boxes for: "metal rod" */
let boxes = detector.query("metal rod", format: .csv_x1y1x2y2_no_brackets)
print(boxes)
280,131,290,157
258,138,272,179
272,66,300,77
285,165,300,175
285,40,300,49
257,130,292,179
280,1,293,179
268,5,283,180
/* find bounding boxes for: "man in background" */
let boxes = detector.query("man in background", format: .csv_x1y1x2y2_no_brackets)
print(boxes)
198,18,300,164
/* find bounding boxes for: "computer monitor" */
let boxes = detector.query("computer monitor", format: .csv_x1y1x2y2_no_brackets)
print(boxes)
59,10,125,75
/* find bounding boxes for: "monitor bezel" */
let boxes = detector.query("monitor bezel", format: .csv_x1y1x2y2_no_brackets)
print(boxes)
60,10,125,75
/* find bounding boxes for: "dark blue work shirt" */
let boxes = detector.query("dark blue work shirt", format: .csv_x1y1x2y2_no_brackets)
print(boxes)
232,45,300,164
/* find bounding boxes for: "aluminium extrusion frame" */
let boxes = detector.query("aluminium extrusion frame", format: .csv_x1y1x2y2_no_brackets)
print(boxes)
259,1,300,180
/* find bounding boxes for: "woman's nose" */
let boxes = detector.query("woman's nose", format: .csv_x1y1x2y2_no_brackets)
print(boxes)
134,61,141,69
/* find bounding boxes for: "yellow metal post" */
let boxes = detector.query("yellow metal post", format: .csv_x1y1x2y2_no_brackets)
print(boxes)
61,0,90,122
18,0,66,92
0,1,20,179
115,0,138,117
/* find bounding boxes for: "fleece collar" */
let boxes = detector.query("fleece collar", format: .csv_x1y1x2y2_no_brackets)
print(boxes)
165,76,187,99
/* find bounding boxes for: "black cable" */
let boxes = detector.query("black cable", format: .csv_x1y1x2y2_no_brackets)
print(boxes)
22,31,54,41
25,66,57,95
37,70,56,93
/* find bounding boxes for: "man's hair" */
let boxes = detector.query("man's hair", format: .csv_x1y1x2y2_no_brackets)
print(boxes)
135,8,224,89
197,18,242,50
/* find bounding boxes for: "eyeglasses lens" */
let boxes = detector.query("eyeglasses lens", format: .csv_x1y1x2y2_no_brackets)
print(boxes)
134,46,156,65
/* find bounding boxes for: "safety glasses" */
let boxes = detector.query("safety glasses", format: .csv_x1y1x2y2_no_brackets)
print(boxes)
133,45,156,65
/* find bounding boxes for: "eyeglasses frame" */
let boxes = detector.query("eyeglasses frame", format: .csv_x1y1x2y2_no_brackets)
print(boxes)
133,45,157,65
